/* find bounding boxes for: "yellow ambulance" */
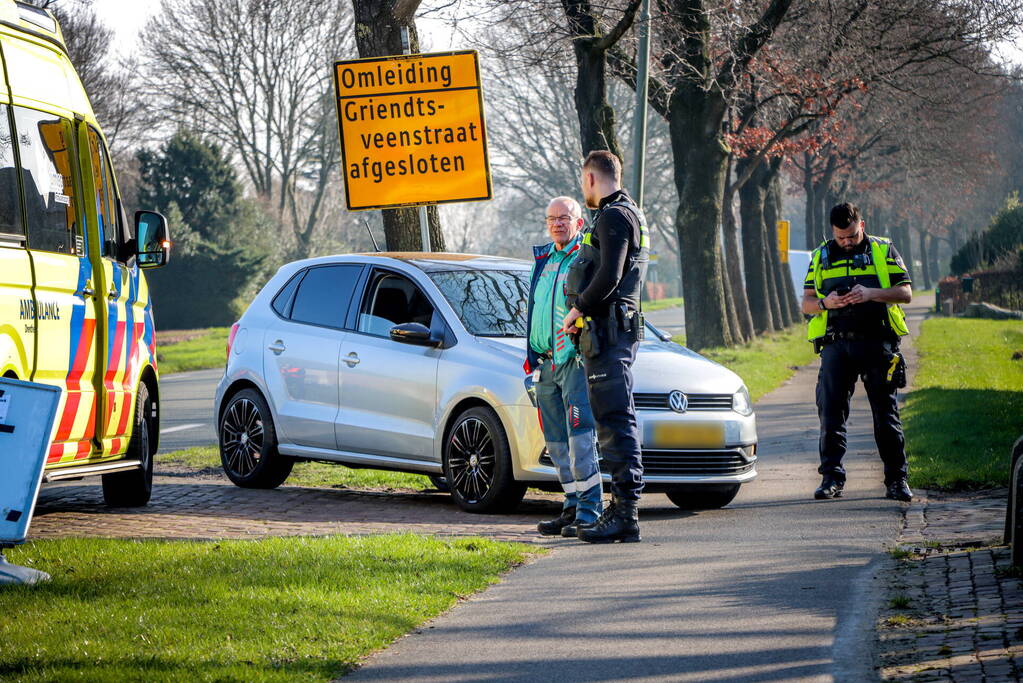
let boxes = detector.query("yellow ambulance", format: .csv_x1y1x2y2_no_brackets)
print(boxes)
0,2,170,506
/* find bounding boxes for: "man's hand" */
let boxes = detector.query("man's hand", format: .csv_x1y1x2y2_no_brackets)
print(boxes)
843,284,875,305
823,291,849,310
561,307,583,334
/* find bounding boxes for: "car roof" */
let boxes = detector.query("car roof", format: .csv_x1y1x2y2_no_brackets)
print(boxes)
329,252,532,273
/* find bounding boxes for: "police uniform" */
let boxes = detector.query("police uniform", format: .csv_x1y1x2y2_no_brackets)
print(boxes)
805,234,912,500
566,189,649,542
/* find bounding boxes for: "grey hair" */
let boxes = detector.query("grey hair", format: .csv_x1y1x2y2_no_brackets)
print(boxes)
548,196,582,218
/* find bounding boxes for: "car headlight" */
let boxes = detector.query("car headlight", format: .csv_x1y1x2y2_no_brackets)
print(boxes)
732,385,753,416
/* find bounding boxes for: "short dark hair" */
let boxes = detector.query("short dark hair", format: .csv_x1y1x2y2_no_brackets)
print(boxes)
583,150,622,183
830,203,861,230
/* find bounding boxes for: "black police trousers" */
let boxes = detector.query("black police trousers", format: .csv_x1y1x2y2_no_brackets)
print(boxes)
816,338,908,484
582,330,643,500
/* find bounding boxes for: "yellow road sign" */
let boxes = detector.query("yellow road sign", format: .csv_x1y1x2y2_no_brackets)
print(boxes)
777,220,790,263
334,51,492,211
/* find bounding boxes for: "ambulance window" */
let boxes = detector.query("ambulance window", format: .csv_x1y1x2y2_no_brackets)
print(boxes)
15,108,81,255
289,265,362,329
0,106,23,238
87,128,124,259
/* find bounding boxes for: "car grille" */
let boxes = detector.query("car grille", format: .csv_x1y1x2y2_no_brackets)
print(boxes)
633,392,733,411
539,448,755,477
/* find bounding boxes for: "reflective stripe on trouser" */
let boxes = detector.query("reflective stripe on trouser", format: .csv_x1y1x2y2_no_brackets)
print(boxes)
816,339,908,484
583,333,643,501
536,356,603,523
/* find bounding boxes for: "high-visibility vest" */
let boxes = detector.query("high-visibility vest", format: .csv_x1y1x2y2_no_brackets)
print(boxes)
807,236,909,342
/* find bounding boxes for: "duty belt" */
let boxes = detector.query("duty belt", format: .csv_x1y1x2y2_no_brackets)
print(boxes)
826,330,888,342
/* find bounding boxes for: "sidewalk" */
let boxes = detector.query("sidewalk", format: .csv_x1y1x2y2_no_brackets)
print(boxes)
877,489,1021,681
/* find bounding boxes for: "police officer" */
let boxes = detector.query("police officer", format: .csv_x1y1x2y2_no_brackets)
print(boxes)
525,196,603,537
803,202,913,502
562,150,649,543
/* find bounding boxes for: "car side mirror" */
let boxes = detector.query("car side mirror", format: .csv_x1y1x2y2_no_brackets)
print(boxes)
135,210,170,268
389,322,439,347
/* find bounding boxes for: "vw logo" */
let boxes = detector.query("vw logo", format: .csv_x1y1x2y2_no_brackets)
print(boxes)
668,390,688,413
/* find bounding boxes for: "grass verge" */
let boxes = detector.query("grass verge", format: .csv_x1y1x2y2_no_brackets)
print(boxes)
903,317,1023,489
642,296,684,312
156,327,230,375
0,535,536,682
159,446,432,490
674,326,818,402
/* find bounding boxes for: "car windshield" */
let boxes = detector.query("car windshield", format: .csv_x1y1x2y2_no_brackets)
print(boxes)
429,269,530,337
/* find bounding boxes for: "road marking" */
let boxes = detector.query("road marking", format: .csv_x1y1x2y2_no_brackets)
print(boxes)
161,423,204,435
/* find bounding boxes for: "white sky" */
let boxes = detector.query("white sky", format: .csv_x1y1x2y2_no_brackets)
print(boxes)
89,1,1022,66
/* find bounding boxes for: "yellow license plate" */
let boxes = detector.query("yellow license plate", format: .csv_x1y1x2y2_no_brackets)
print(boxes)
649,422,725,449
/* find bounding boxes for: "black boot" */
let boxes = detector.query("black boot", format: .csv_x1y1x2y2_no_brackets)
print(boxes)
537,507,576,536
814,478,844,500
560,519,596,538
885,478,913,502
577,497,640,544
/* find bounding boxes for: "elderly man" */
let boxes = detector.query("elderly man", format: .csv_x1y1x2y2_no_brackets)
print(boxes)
525,196,603,537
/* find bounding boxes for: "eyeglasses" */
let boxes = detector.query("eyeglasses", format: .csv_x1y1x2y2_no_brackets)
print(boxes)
545,215,573,224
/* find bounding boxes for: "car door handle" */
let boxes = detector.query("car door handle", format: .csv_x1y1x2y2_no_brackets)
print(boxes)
268,340,286,355
81,287,94,297
343,352,360,367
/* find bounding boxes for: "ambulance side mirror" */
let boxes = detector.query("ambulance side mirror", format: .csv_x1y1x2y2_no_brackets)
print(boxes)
135,211,170,269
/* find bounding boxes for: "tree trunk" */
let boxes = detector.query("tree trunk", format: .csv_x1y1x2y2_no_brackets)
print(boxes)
351,0,445,252
722,162,754,342
669,98,732,351
569,37,623,158
917,228,932,290
892,223,913,281
764,168,797,326
803,153,817,250
928,232,941,284
737,157,775,334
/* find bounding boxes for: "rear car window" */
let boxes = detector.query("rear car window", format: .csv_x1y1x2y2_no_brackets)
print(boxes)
289,265,361,329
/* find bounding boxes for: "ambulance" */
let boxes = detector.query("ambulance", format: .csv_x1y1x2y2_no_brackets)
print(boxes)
0,2,170,506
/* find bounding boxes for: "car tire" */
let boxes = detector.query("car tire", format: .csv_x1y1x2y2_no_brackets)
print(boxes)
219,388,293,489
102,383,154,507
444,406,526,513
666,484,740,510
428,475,450,492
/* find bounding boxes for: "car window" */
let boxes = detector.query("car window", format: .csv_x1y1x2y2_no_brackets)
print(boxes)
0,106,23,239
357,272,434,337
271,271,304,318
429,269,528,337
289,265,361,329
16,107,82,255
86,127,126,260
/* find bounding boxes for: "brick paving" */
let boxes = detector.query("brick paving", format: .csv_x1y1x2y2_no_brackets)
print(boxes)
30,475,562,543
878,489,1023,681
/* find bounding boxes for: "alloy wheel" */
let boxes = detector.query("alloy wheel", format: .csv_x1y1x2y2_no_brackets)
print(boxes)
221,397,264,477
447,417,496,504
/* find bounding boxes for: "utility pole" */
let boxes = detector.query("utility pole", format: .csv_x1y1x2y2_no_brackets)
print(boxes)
630,0,651,210
400,26,432,252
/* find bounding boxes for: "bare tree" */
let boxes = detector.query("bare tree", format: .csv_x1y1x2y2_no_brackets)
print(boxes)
140,0,352,257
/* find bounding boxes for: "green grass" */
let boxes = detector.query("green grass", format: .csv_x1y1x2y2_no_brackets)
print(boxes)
903,318,1023,490
674,326,818,402
156,327,230,375
160,446,432,490
0,535,536,682
642,296,684,312
888,595,912,609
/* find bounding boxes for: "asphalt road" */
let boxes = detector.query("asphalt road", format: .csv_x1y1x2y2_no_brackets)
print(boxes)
645,304,685,337
157,367,220,452
345,303,929,683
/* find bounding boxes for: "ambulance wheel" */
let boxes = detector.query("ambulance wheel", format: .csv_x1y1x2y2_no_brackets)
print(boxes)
444,407,526,513
219,388,293,488
102,383,155,507
666,484,740,510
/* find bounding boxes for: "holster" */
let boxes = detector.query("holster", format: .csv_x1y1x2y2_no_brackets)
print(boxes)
578,319,602,359
883,341,907,389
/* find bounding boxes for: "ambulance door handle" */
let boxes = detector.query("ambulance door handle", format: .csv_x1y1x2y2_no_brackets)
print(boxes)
81,287,94,297
268,340,286,355
343,352,360,367
108,292,119,301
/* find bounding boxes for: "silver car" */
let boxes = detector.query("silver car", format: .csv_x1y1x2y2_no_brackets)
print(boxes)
214,253,758,513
